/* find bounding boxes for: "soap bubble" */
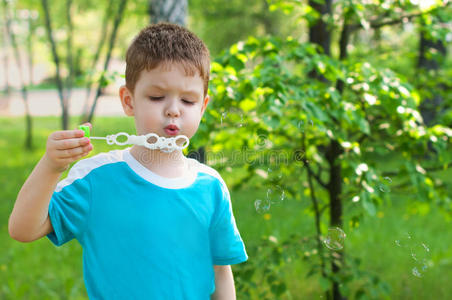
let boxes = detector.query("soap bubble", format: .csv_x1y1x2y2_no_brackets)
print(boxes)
254,199,270,214
377,183,390,192
377,177,392,192
267,167,283,180
421,243,430,252
220,112,228,126
395,233,431,278
410,243,430,264
412,267,422,278
394,232,412,248
297,120,304,130
237,114,245,128
266,185,286,205
297,119,314,133
323,227,346,251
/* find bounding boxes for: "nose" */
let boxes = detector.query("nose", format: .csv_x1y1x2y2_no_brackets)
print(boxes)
165,98,180,118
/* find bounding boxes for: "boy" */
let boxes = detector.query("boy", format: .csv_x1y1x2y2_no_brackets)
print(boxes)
8,23,248,299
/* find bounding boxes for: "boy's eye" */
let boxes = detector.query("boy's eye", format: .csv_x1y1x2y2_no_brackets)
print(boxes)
182,99,194,105
149,96,164,101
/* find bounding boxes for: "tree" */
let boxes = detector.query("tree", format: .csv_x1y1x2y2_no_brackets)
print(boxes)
84,0,128,123
40,0,71,129
417,12,449,127
149,0,187,26
2,0,33,149
199,1,452,299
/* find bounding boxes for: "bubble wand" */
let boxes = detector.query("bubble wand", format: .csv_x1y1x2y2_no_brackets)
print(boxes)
78,125,189,153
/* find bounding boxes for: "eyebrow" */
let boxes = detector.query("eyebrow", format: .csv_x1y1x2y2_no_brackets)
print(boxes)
148,85,201,98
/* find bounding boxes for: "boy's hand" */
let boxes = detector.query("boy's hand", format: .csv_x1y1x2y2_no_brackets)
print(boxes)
42,123,93,173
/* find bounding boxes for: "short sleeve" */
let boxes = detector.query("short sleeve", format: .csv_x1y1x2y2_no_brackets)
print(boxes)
209,182,248,265
47,161,92,246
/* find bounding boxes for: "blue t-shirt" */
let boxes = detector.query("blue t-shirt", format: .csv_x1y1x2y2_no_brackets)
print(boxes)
47,148,248,299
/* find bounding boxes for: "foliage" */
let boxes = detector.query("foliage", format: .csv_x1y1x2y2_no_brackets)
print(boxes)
201,32,452,297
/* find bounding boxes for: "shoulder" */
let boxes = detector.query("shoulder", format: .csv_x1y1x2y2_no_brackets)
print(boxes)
55,149,127,192
190,159,230,198
192,160,226,186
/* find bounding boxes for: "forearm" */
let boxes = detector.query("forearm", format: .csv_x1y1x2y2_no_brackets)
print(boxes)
211,265,236,300
8,155,62,241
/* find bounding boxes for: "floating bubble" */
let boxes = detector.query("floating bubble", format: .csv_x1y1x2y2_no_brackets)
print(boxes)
254,199,270,214
267,167,283,180
421,263,428,271
237,114,245,128
297,120,304,129
323,227,346,251
410,243,430,264
422,243,430,252
378,177,392,192
297,120,314,133
266,185,286,205
412,267,422,278
396,233,431,277
220,112,228,126
377,183,390,192
394,232,412,248
412,257,429,278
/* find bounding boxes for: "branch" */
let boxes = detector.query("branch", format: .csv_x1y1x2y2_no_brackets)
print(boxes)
302,132,327,278
304,160,329,189
349,3,451,32
424,161,452,172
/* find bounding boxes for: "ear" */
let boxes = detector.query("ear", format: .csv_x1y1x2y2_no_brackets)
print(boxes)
200,94,210,115
119,85,135,116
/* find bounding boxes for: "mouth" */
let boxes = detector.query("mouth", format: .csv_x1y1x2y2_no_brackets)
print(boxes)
164,124,180,136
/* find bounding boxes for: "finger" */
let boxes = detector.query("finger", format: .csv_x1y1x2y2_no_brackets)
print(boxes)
58,143,93,158
71,149,92,161
54,137,90,150
80,122,93,130
51,130,85,140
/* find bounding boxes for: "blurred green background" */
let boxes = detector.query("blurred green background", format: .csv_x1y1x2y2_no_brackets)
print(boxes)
1,0,451,299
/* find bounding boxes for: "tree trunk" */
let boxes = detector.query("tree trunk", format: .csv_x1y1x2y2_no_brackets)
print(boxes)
41,0,69,129
417,24,447,126
1,9,10,94
2,0,33,149
149,0,187,26
326,140,344,300
308,1,346,299
86,0,128,123
308,0,332,56
80,0,113,121
26,15,35,85
64,0,74,102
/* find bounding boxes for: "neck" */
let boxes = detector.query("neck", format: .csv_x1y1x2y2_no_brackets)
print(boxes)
130,145,187,178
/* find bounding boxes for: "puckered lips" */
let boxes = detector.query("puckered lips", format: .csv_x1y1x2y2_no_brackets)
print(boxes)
164,124,180,136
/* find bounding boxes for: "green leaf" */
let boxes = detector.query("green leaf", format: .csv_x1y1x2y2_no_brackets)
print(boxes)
239,98,257,112
318,277,330,291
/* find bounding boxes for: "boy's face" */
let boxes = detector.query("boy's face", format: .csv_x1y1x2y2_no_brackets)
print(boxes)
120,62,209,141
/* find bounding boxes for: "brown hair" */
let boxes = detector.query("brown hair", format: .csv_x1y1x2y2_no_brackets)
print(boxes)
125,23,210,97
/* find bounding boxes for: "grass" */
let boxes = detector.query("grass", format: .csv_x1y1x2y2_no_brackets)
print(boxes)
1,116,451,299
